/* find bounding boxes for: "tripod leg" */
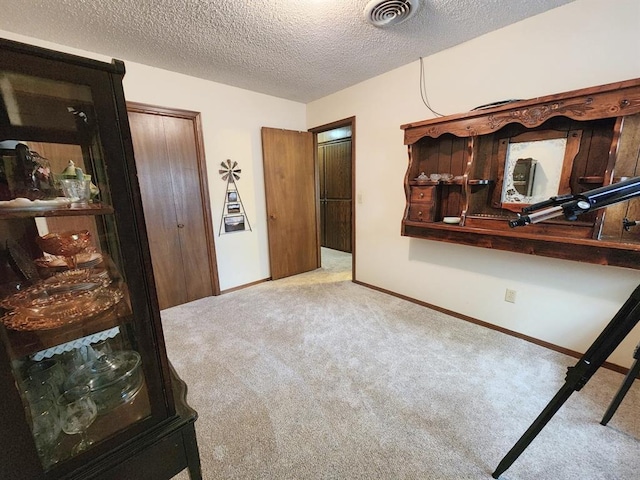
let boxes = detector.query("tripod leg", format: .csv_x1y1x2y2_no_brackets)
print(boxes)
600,356,640,425
492,384,574,478
493,284,640,478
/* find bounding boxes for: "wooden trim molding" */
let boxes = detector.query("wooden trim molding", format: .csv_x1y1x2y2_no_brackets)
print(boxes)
221,277,270,294
353,279,631,375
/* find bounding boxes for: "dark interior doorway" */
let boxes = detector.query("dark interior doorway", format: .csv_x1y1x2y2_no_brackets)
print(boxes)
310,117,355,279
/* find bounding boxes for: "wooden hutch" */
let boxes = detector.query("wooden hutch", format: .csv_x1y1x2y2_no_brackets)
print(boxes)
401,78,640,269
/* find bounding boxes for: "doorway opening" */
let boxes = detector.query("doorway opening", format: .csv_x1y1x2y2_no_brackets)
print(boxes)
310,117,355,280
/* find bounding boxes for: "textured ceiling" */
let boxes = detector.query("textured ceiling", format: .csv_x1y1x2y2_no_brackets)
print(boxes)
0,0,576,103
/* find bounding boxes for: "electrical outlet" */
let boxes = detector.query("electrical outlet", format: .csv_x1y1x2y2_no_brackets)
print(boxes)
505,288,517,303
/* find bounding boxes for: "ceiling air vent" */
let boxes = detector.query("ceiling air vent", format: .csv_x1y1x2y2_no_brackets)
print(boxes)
364,0,421,28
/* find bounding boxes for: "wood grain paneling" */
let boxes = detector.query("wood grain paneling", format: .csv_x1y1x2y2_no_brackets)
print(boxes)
323,141,351,199
319,139,352,252
324,200,352,251
602,113,640,242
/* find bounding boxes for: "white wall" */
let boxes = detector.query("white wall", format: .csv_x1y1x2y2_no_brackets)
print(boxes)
0,30,307,292
307,0,640,368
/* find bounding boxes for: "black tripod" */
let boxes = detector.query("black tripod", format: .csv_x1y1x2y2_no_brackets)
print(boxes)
600,340,640,426
492,283,640,478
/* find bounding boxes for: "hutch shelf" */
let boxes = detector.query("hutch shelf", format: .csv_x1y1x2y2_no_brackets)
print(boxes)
0,39,201,479
401,78,640,269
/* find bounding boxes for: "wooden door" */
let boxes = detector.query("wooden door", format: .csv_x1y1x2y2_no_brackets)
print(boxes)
261,127,319,280
128,106,218,309
319,139,352,252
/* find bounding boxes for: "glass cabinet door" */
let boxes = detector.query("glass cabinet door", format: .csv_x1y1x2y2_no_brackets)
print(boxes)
0,47,168,473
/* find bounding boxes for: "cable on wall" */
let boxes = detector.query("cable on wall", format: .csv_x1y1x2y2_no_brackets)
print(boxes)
419,57,444,117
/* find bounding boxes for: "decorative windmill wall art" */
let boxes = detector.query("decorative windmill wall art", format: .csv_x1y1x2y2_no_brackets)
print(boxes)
218,159,252,235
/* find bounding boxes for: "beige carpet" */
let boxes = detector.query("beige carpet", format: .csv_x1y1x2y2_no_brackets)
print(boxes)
165,248,639,479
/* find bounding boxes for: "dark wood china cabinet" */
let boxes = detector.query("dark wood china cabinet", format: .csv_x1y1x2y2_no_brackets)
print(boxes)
401,78,640,269
0,39,201,479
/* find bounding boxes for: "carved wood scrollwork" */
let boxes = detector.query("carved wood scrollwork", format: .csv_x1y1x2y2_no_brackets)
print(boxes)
401,78,640,145
487,102,590,130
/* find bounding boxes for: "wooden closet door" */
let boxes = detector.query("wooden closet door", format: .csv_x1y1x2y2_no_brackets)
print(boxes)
161,116,214,302
128,110,216,309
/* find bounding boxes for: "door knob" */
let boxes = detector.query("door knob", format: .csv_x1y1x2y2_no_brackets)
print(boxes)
177,223,185,228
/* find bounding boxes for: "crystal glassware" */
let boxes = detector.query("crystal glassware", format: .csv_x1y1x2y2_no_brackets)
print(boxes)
27,359,65,396
64,350,143,414
56,386,98,454
28,398,61,468
36,230,91,269
22,376,57,405
59,178,91,206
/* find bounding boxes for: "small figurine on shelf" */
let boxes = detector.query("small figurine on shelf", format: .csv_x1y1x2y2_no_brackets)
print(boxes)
415,172,429,184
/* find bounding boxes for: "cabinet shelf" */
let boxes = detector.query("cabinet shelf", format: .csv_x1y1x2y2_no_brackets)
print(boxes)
403,220,640,260
0,202,113,219
402,219,640,246
1,297,133,360
410,180,439,186
409,178,492,187
578,176,605,184
577,176,631,185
